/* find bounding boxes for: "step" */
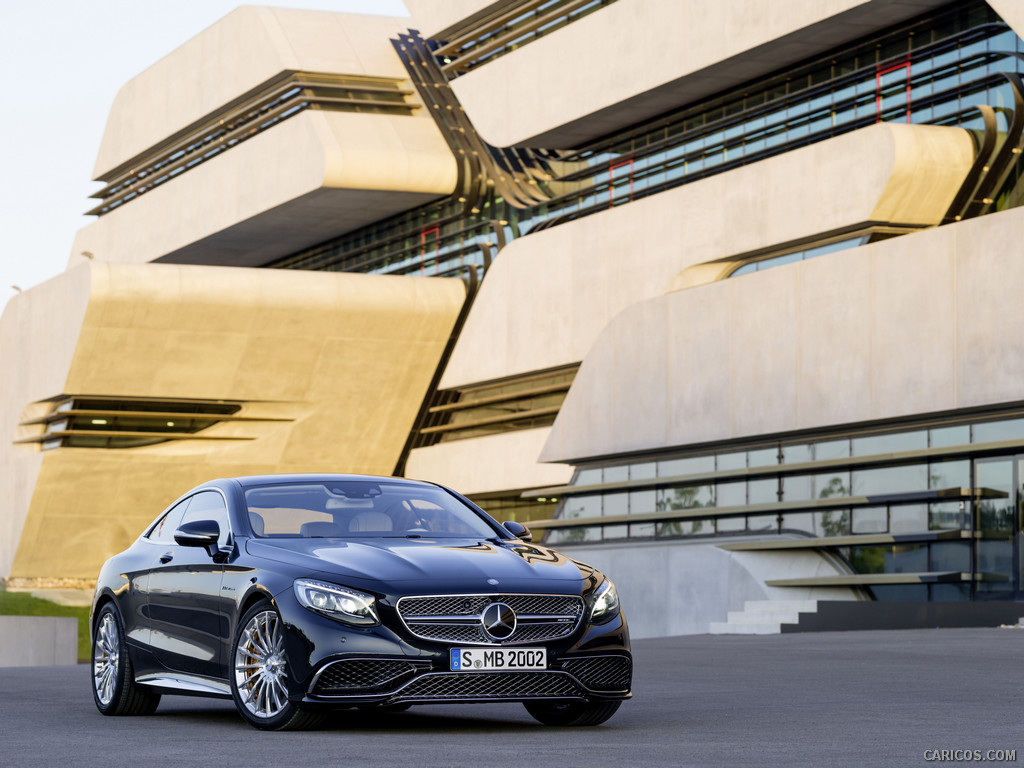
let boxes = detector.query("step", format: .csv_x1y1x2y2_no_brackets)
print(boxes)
741,600,818,614
709,621,782,635
725,610,803,625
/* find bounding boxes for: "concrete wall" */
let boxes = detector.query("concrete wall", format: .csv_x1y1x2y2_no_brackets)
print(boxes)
0,262,465,580
563,539,856,638
442,123,972,390
432,0,949,148
71,7,457,271
0,617,77,667
406,427,572,496
405,0,493,38
544,204,1024,463
94,7,418,178
72,108,456,269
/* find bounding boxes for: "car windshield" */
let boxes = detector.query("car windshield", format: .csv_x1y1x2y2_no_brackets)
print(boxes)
244,481,500,539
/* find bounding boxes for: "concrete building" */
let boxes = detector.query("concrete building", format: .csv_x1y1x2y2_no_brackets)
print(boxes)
4,0,1024,635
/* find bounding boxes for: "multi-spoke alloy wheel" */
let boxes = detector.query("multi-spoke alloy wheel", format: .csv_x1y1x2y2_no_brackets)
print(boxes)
234,610,289,720
93,612,120,706
90,603,160,716
229,602,323,730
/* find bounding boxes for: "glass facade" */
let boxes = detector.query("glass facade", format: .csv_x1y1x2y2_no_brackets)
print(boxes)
468,494,560,526
543,412,1024,602
728,236,872,278
270,1,1024,281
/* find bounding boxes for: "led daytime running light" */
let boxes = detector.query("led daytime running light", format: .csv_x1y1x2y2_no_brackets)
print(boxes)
293,579,379,626
590,579,619,623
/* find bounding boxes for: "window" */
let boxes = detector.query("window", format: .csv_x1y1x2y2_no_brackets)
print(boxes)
146,498,192,544
546,408,1024,598
244,482,498,539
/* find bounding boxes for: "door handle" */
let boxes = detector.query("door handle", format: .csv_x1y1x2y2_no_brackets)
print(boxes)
160,552,174,564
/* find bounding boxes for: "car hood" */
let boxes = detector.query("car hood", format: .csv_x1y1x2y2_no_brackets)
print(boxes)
246,537,595,594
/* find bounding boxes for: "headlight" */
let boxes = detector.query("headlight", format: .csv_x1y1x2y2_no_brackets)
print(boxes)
590,578,619,623
293,579,379,626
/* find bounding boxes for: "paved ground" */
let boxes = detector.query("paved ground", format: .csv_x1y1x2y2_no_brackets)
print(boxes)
1,628,1021,768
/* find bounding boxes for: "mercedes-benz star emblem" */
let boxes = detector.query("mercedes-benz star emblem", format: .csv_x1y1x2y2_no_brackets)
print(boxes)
481,602,516,640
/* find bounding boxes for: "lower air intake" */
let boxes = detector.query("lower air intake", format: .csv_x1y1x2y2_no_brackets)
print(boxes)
561,656,632,691
394,671,584,701
312,659,417,695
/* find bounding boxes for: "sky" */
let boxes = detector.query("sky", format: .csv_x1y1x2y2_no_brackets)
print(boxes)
0,0,409,300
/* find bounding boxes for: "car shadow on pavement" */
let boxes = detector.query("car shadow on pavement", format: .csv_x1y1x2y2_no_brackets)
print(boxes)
150,703,542,733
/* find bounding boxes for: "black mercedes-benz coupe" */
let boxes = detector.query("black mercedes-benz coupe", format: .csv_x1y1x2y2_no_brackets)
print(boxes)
89,474,631,730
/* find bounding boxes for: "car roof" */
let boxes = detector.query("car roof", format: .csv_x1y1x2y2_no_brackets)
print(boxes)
227,473,434,489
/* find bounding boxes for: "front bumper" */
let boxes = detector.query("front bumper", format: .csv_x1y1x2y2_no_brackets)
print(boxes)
273,588,632,707
304,653,632,706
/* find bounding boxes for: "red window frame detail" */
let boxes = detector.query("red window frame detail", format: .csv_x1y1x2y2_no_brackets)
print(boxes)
876,56,912,124
420,226,440,275
609,157,634,207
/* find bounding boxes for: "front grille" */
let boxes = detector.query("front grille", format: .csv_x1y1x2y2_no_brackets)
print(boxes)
401,623,481,644
394,671,583,701
561,656,632,692
311,659,417,695
397,593,584,646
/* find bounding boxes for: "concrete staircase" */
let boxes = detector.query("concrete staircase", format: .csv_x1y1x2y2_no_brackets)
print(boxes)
709,600,819,635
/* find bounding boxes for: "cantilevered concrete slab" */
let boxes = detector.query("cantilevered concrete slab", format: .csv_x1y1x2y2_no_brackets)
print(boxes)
416,0,952,148
72,108,457,269
93,7,419,179
70,7,456,270
411,122,971,497
0,262,465,580
439,123,973,390
541,205,1024,464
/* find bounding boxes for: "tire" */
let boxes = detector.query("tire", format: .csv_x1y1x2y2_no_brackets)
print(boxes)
523,699,621,727
230,601,324,731
91,602,161,716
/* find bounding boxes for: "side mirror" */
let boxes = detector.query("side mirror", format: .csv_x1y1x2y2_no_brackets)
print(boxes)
174,519,221,557
502,520,532,542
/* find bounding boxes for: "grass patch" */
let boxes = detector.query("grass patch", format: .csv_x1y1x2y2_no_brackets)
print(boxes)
0,591,91,662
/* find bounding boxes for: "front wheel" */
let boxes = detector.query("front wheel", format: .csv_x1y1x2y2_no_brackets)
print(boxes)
524,699,621,726
91,603,161,716
230,601,323,731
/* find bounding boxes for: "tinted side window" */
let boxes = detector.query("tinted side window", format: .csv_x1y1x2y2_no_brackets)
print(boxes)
179,490,231,546
147,498,192,544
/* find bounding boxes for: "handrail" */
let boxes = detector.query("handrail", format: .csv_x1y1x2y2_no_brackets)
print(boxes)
523,438,1024,499
525,486,989,531
765,572,1006,586
717,530,972,551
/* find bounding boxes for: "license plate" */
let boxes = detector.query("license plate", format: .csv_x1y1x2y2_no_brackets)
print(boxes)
450,647,547,671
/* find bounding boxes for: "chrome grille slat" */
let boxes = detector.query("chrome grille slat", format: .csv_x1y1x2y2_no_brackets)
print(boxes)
397,593,584,645
405,623,485,643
